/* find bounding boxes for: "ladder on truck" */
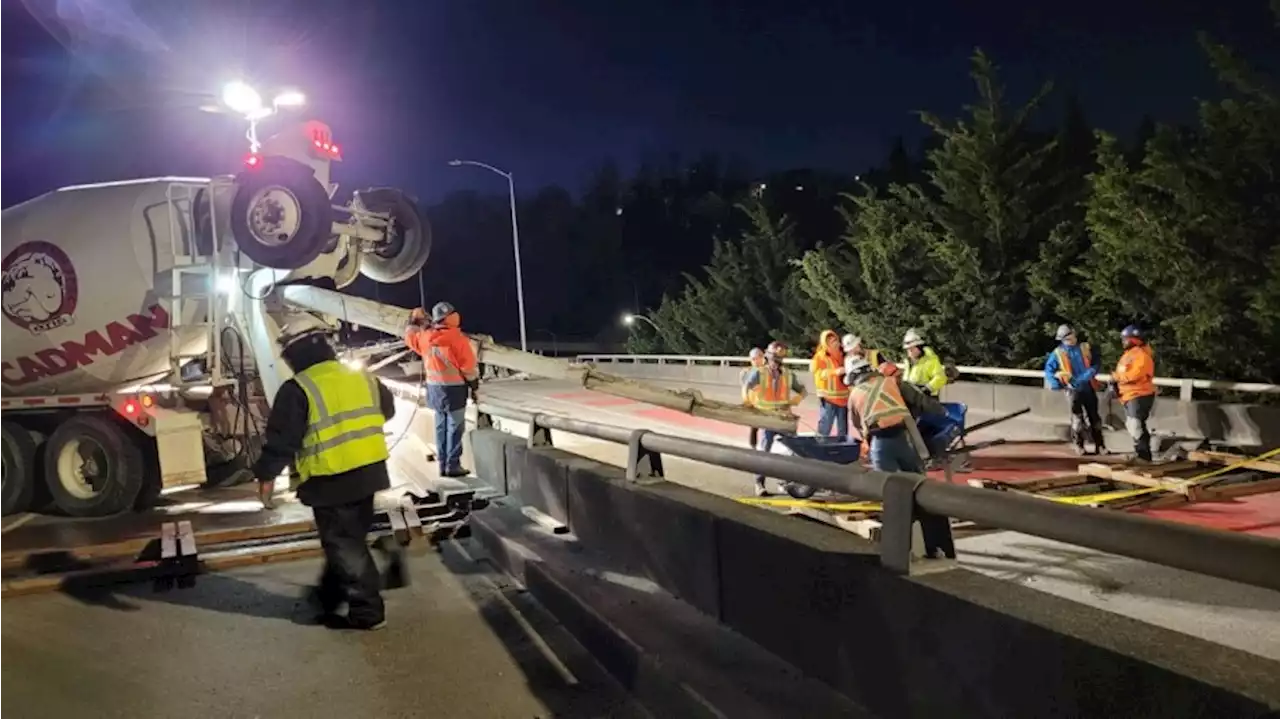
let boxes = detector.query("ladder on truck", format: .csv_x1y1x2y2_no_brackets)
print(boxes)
163,179,239,387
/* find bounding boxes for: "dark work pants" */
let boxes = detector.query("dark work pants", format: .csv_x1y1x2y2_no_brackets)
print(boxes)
1124,394,1156,461
748,426,759,450
1066,388,1105,450
313,496,384,626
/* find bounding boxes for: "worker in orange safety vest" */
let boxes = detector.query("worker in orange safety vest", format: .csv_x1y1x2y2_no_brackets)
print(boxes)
1111,325,1157,462
742,341,807,495
1043,324,1106,456
844,358,924,473
810,330,849,440
405,302,479,477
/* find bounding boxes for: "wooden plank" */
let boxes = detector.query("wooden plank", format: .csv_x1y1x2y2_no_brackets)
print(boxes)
160,523,177,560
1078,463,1114,480
1189,451,1280,475
177,521,197,557
1106,470,1188,494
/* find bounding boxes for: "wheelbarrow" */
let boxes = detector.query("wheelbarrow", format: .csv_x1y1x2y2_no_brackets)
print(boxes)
914,401,1032,469
761,434,864,499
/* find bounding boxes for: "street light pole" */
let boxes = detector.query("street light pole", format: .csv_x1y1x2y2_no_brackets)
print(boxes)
448,159,528,352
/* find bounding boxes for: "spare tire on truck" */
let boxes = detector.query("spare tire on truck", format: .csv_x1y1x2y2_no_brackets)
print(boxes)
2,420,39,516
43,414,146,517
356,188,432,283
230,157,334,270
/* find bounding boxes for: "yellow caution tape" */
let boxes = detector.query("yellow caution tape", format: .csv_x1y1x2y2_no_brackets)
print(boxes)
1047,446,1280,506
736,496,883,513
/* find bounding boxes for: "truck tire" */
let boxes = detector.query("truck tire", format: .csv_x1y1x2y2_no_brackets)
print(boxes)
43,414,145,517
2,420,38,516
356,188,432,283
230,160,333,270
134,441,163,511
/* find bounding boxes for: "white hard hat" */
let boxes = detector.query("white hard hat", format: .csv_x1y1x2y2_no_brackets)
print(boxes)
277,314,333,350
844,356,872,383
902,328,925,349
748,347,764,359
841,333,860,353
1055,324,1075,341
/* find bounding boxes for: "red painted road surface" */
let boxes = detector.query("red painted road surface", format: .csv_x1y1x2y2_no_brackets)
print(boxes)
549,391,1280,539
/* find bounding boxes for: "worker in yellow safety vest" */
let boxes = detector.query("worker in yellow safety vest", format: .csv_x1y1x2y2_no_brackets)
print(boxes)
844,358,924,473
742,341,807,495
811,330,849,440
902,328,948,396
739,347,767,449
253,315,397,631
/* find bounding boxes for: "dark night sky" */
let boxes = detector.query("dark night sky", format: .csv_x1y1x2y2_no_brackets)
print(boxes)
2,0,1275,207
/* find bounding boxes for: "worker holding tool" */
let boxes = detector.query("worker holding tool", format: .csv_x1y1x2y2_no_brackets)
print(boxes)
843,358,925,473
1112,325,1157,462
1043,324,1107,456
742,341,807,495
253,315,397,631
811,330,849,440
902,329,947,396
842,334,896,376
740,347,767,449
405,302,480,478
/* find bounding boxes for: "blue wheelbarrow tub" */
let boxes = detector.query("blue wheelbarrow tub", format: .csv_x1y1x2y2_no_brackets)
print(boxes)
773,435,864,464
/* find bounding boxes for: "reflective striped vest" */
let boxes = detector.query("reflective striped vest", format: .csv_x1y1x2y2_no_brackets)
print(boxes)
740,360,767,403
849,375,910,435
292,361,390,483
811,351,850,405
1054,342,1102,390
753,368,795,411
426,345,466,386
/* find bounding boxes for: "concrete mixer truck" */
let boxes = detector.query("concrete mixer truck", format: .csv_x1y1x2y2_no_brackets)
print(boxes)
0,118,434,518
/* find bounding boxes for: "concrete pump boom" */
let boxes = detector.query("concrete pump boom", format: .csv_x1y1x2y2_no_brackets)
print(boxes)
279,284,800,433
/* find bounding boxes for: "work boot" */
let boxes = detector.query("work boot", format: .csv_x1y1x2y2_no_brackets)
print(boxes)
1073,444,1088,457
302,586,343,625
442,467,471,478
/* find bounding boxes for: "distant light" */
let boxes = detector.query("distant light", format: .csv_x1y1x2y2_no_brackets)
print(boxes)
448,159,463,166
615,207,623,216
243,153,262,170
795,185,804,191
329,144,341,155
854,175,861,181
222,81,263,115
217,273,238,295
759,183,768,190
622,314,635,326
272,90,306,108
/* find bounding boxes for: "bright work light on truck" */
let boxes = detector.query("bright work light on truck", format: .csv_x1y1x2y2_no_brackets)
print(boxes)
222,81,263,116
272,90,306,108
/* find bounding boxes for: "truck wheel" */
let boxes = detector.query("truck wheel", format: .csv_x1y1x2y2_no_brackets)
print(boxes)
2,420,38,516
356,188,432,283
43,415,145,517
230,162,333,270
134,441,163,511
784,482,817,499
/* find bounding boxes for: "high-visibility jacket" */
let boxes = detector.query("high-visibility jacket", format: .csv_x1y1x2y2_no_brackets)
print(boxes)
849,374,911,436
406,324,479,410
753,368,798,411
740,359,766,403
1045,342,1102,391
811,331,849,406
291,360,390,483
1113,343,1156,403
904,346,948,395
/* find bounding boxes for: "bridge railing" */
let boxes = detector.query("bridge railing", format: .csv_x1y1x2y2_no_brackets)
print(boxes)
473,400,1280,593
576,354,1280,401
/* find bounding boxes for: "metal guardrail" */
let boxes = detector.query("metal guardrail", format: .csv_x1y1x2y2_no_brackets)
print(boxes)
474,400,1280,593
577,354,1280,401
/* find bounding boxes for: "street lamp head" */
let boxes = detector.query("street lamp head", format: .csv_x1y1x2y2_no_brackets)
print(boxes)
448,159,463,166
222,81,263,116
622,313,635,326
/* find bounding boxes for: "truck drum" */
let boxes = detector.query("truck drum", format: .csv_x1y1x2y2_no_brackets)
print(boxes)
42,414,146,517
356,188,432,283
2,420,39,516
230,161,334,270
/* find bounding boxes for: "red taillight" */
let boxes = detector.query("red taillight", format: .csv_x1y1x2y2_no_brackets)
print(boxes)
123,400,138,416
244,152,262,170
330,144,340,155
